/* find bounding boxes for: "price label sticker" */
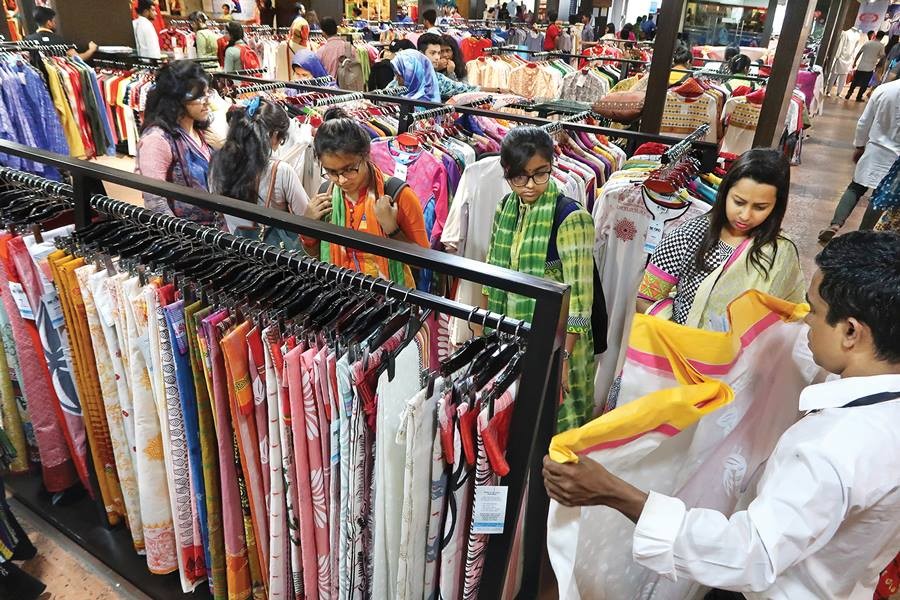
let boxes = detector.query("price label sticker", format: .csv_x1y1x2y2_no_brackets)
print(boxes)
644,219,665,254
42,292,66,330
9,283,34,321
471,485,508,535
576,73,586,88
394,162,408,180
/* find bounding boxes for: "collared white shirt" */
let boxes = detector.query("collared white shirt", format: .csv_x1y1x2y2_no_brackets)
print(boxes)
633,374,900,599
853,79,900,188
133,16,162,59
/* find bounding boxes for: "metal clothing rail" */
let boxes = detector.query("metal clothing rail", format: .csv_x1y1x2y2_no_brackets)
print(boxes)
670,67,769,83
212,72,719,168
0,138,569,599
661,124,711,164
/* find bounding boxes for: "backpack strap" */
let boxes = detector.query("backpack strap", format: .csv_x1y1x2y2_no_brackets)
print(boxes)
383,176,409,203
548,194,582,263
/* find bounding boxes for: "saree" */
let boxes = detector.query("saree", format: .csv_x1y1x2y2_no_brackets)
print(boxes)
547,291,820,600
648,236,805,331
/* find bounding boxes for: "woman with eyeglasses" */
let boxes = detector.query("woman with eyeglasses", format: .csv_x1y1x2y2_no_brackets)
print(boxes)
305,108,428,287
483,127,597,432
136,60,219,225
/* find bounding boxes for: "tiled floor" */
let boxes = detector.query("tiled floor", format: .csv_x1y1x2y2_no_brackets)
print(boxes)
782,95,869,280
8,497,150,599
16,95,877,599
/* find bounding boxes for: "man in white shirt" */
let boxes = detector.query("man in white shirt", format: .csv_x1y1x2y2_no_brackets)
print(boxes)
819,78,900,243
133,0,162,60
543,230,900,599
422,8,440,34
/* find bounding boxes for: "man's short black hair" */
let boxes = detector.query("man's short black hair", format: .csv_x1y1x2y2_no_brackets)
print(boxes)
423,8,437,25
33,6,55,26
321,16,338,36
417,32,442,52
137,0,155,15
816,231,900,363
548,11,558,21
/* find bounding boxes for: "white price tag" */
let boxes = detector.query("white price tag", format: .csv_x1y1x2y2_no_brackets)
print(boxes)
576,73,586,88
471,485,508,534
42,292,66,330
8,283,34,321
393,162,408,180
643,219,664,254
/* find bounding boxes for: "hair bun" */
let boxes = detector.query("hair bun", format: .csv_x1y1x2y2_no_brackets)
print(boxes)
323,107,350,121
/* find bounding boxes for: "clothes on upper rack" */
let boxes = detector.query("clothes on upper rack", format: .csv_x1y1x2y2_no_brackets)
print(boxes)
0,176,530,600
0,53,69,179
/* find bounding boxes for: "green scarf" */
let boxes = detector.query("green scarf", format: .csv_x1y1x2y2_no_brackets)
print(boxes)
485,180,559,320
321,183,409,285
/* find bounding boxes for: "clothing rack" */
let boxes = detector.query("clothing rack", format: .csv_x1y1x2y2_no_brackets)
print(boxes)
228,81,287,96
0,136,569,600
0,166,72,196
541,110,594,134
313,91,366,106
670,67,769,83
484,45,649,78
661,124,711,164
211,72,719,169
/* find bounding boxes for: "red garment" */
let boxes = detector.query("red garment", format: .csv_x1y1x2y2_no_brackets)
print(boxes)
544,22,561,51
875,552,900,599
460,36,483,63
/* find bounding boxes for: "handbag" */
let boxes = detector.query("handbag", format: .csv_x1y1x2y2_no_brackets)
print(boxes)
234,160,305,253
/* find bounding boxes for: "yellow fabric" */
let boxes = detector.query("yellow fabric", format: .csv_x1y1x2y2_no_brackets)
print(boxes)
43,59,86,158
0,324,28,473
49,252,125,525
550,290,807,464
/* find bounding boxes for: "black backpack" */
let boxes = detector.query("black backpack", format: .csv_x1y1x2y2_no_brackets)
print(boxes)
548,194,608,355
318,176,408,203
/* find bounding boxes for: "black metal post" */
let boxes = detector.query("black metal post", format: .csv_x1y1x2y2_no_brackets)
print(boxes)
640,0,687,134
71,173,100,228
753,0,818,148
759,0,779,47
820,0,852,77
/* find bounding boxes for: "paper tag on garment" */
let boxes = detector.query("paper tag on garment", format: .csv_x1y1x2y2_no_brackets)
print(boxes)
393,161,408,180
576,73,586,88
42,291,66,330
471,485,509,534
644,219,665,254
8,283,34,321
330,418,340,465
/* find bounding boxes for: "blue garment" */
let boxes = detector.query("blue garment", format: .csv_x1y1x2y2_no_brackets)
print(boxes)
390,50,441,102
0,63,45,176
291,49,329,79
164,300,211,583
872,154,900,210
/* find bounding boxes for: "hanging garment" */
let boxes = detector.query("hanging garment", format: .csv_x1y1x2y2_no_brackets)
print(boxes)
547,291,820,600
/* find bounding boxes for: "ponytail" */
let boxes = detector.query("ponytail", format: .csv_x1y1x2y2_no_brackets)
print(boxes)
209,103,272,203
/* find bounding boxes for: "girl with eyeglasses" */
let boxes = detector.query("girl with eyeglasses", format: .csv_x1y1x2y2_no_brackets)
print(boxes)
306,108,428,287
136,60,219,225
484,127,597,432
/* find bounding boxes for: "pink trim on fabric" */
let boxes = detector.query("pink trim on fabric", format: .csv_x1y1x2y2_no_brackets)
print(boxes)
647,298,674,316
722,238,751,272
625,310,784,375
577,423,682,454
646,263,678,285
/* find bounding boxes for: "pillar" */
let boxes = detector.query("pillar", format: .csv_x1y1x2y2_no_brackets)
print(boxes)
639,0,686,134
54,0,133,47
820,0,852,75
759,0,779,47
753,0,817,147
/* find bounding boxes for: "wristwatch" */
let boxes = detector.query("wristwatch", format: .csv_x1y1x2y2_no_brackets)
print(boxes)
385,224,402,238
561,349,571,361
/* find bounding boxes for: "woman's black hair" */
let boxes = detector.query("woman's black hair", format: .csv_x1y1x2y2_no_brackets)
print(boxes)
313,107,371,158
606,23,616,34
694,148,792,278
440,34,466,79
672,44,693,67
188,10,208,25
499,127,554,178
728,53,752,75
142,60,212,134
226,21,244,47
209,99,290,203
